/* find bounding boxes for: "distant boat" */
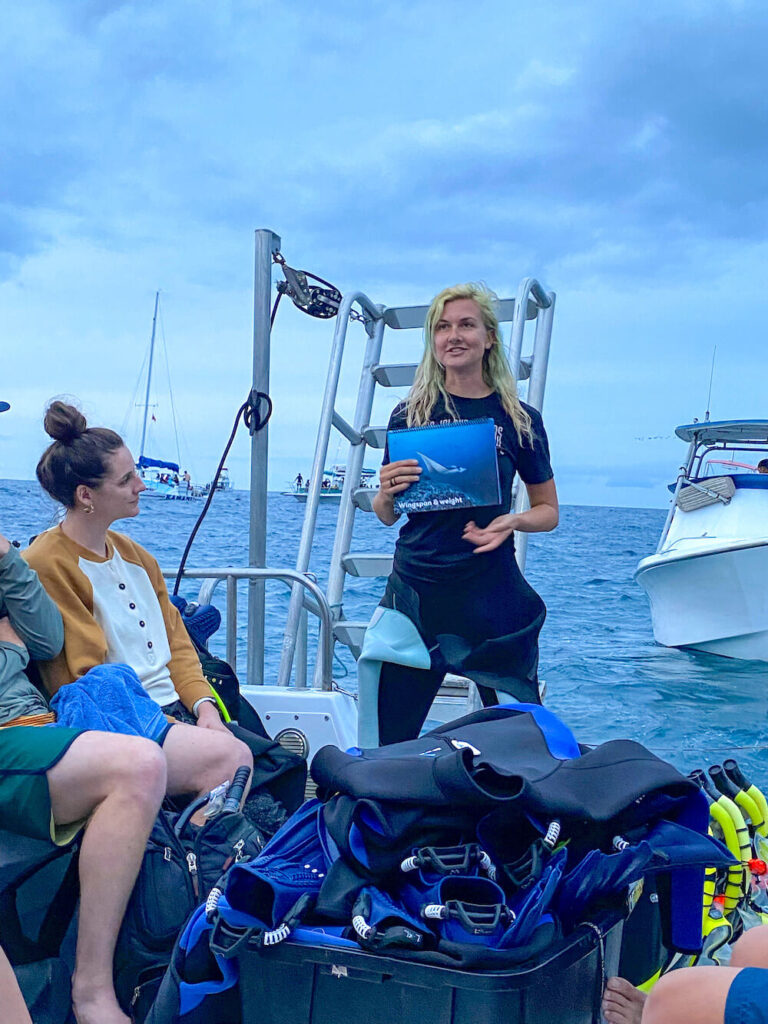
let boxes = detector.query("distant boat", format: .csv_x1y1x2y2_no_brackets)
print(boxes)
204,467,233,494
283,465,376,503
132,293,202,501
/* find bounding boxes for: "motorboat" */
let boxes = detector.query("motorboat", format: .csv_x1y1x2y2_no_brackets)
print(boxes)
203,466,232,493
635,420,768,660
282,465,376,503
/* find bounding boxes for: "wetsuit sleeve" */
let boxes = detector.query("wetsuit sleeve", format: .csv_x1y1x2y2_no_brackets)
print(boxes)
382,402,408,467
139,549,213,712
517,406,554,485
0,545,63,660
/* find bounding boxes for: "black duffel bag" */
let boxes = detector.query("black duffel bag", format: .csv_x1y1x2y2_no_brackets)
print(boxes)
114,803,265,1021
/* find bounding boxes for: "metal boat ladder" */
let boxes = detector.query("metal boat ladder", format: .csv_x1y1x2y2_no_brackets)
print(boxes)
277,280,556,690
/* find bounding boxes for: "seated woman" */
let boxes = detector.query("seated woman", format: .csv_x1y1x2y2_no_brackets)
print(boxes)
1,527,166,1024
23,401,252,805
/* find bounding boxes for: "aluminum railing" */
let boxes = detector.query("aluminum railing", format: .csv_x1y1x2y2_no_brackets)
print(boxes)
162,566,335,690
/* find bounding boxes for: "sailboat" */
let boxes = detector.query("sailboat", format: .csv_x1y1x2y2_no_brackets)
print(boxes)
131,293,201,501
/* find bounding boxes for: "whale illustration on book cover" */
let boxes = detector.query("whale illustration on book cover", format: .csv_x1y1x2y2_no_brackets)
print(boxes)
388,417,501,514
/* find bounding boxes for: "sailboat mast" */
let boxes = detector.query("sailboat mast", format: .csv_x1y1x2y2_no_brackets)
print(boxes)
139,291,160,461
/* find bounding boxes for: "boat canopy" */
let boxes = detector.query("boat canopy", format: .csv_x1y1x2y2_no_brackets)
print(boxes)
675,420,768,444
138,455,180,472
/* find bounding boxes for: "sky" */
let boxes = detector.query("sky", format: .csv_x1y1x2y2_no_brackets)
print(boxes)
2,0,767,508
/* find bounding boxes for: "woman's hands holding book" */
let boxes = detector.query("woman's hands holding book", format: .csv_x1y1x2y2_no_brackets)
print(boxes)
380,459,422,496
374,459,422,525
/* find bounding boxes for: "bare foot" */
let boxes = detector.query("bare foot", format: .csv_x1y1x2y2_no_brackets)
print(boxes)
72,984,131,1024
602,976,647,1024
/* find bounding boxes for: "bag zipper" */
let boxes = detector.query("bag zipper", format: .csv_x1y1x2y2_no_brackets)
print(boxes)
186,851,199,897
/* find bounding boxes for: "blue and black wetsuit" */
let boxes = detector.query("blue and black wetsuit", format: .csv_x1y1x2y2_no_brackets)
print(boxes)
375,393,553,745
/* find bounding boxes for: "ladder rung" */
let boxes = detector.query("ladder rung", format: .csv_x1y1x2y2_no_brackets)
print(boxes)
382,298,537,330
333,620,369,655
372,359,530,388
372,363,417,387
342,553,394,578
353,487,377,512
363,426,387,448
439,674,474,698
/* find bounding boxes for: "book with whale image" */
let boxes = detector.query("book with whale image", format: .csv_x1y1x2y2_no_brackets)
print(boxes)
387,417,501,514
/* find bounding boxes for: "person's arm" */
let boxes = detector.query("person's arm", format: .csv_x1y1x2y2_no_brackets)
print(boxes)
0,616,32,704
23,539,110,691
0,535,63,660
462,478,559,553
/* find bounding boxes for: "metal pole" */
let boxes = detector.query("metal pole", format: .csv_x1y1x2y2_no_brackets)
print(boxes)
226,576,238,672
657,438,696,553
139,291,160,461
248,229,281,686
296,607,308,688
513,286,555,573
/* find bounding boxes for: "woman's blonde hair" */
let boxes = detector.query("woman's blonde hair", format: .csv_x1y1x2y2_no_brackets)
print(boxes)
405,283,533,445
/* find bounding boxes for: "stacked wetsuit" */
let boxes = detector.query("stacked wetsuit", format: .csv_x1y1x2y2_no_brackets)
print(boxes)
371,393,553,745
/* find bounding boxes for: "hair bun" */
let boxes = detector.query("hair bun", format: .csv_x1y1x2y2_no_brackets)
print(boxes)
44,400,88,444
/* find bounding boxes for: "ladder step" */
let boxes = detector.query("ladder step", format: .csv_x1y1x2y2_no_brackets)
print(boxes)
372,363,417,387
333,620,369,657
363,426,387,448
439,674,474,698
382,297,536,330
353,486,377,512
372,359,531,388
342,553,394,578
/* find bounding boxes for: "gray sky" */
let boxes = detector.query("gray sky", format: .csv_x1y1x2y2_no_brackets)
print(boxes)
3,0,767,507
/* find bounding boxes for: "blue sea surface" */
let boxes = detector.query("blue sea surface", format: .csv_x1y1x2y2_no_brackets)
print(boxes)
3,478,767,783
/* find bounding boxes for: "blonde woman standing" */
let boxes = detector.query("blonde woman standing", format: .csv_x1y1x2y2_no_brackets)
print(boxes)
369,284,559,744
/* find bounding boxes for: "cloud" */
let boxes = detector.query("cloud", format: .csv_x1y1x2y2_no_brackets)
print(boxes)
3,0,766,293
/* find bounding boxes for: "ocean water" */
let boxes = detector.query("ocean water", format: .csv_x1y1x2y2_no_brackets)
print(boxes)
3,478,767,784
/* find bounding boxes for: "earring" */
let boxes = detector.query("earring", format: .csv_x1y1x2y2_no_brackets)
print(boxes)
83,503,94,515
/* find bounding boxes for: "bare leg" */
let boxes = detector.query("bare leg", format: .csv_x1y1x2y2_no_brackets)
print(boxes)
642,965,738,1024
47,733,167,1024
730,924,768,968
161,723,253,815
602,977,647,1024
0,945,33,1024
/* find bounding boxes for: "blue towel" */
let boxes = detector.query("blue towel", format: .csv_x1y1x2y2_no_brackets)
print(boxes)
51,663,169,742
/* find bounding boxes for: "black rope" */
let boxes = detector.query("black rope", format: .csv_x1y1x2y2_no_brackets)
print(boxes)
172,389,273,596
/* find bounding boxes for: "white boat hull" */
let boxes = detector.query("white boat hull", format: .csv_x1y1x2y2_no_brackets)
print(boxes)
635,540,768,660
282,491,343,503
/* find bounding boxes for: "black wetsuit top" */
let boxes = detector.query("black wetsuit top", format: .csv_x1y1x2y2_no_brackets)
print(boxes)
383,395,553,582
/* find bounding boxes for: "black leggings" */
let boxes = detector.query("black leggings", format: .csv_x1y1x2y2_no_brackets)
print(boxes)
377,554,546,745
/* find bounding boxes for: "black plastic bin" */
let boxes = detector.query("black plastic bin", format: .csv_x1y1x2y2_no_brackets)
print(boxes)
237,912,623,1024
